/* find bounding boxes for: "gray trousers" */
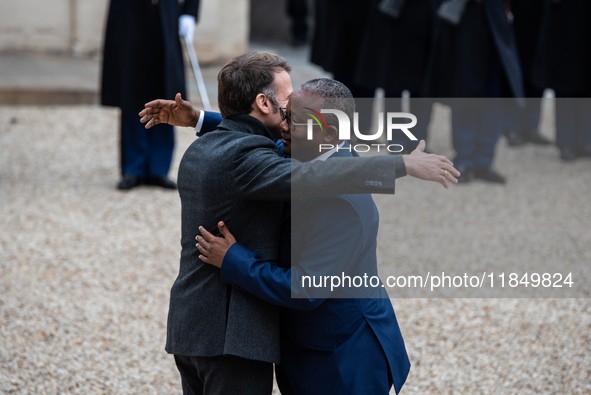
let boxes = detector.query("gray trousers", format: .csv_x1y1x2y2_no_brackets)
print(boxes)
174,354,273,395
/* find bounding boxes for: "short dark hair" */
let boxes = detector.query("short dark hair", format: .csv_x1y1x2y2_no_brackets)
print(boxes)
297,78,355,126
217,52,292,118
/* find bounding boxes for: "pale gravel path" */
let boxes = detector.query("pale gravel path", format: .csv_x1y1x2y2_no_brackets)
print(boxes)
1,105,590,394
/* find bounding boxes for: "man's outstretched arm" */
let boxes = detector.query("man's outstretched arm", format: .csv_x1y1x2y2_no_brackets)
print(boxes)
139,93,222,135
140,96,460,189
139,93,200,129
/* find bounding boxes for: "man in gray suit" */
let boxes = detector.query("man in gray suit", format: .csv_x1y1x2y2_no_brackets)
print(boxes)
141,52,458,394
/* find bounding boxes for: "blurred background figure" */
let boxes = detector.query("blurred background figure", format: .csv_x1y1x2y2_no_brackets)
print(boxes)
503,0,551,147
355,0,440,153
310,0,374,99
425,0,524,184
101,0,200,190
287,0,310,46
545,0,591,161
309,0,375,142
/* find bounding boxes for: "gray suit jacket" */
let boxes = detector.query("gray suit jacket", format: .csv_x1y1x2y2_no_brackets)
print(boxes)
165,114,405,363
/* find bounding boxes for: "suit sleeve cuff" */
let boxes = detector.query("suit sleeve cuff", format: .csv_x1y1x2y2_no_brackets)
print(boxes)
396,154,407,178
220,243,257,285
194,110,205,136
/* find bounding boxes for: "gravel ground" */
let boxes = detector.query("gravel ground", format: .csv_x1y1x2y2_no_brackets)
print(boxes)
1,104,590,394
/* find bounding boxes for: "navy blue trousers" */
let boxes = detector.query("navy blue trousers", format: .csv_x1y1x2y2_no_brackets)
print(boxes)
452,99,503,168
503,98,541,136
120,109,174,177
452,54,504,169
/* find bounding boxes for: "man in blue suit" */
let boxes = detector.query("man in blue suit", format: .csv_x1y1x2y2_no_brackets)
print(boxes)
196,79,412,394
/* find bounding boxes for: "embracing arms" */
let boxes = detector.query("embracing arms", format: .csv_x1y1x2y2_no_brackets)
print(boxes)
139,94,460,189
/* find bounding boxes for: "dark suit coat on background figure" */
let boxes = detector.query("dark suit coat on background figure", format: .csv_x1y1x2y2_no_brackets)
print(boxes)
512,0,550,98
101,0,199,181
310,0,373,97
425,0,523,99
101,0,199,111
167,114,406,365
219,148,410,394
355,0,439,98
355,0,441,148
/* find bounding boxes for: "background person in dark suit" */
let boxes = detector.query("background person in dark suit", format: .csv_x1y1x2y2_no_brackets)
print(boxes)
503,0,552,147
194,79,421,394
154,52,458,395
310,0,374,99
355,0,441,152
101,0,199,190
310,0,376,138
425,0,525,184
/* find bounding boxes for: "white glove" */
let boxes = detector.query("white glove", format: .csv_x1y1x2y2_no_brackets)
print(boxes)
179,14,196,44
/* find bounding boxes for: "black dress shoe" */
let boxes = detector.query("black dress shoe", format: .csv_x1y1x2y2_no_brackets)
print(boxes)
524,132,552,145
560,146,577,161
505,129,525,146
117,174,143,190
456,165,474,184
474,166,506,184
146,176,177,189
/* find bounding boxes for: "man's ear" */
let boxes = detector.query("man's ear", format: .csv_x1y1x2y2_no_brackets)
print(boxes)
324,125,339,143
253,93,272,115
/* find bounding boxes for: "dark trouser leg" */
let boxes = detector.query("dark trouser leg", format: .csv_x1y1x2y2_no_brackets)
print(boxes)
174,354,273,395
120,110,174,177
473,52,503,168
146,122,174,177
504,97,546,145
120,110,149,177
524,97,542,137
503,99,525,145
452,100,479,170
174,355,204,395
474,100,503,168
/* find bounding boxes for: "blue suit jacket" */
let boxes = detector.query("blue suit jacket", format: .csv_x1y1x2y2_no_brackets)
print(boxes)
220,148,410,394
201,111,223,135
